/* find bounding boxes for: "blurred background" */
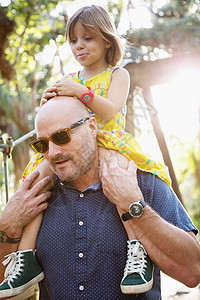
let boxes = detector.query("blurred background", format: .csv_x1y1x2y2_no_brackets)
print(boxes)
0,1,200,297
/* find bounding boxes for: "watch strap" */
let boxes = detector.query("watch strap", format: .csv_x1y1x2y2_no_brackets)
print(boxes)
121,211,132,222
80,86,95,104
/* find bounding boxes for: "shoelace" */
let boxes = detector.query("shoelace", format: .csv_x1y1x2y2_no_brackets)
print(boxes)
124,240,148,283
2,252,18,279
1,252,25,288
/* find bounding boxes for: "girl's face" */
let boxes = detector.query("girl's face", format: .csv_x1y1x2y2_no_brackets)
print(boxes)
70,21,110,69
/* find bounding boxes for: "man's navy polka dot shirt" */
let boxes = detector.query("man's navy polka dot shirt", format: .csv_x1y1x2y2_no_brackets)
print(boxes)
36,170,197,299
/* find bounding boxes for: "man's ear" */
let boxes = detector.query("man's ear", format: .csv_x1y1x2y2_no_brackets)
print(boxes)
88,117,97,137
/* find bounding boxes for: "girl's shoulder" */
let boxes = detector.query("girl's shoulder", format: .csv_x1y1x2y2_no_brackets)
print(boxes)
108,66,119,72
107,66,123,75
96,66,122,80
108,66,129,77
109,66,129,74
108,66,129,83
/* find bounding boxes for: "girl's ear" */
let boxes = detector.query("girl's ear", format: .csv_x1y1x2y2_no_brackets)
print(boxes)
105,41,112,49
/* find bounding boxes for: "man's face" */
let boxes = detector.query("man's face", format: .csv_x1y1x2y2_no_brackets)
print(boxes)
36,99,98,184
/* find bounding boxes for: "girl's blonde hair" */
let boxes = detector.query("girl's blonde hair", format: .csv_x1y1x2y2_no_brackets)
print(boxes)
66,5,124,66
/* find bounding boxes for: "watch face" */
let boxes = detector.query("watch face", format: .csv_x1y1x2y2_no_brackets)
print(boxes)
130,203,143,217
83,94,92,103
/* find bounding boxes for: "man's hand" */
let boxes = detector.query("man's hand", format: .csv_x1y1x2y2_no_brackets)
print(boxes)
100,151,143,213
0,170,51,238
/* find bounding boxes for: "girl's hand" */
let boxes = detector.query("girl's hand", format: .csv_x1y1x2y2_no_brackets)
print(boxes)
53,77,84,97
40,86,57,106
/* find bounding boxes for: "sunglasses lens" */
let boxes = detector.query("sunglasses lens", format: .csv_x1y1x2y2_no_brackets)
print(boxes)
52,131,70,145
32,140,48,153
30,130,70,153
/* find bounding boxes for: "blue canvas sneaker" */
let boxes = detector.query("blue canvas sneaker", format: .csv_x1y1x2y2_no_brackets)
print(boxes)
0,250,44,298
121,240,154,294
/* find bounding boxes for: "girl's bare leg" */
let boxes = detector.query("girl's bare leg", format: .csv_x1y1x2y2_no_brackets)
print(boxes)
18,159,56,250
18,213,43,250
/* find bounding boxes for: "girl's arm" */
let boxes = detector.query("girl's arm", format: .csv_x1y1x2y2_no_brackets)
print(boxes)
54,68,130,121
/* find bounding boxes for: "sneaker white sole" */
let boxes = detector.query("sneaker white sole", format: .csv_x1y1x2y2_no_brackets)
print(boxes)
0,272,44,298
120,277,153,294
0,283,39,300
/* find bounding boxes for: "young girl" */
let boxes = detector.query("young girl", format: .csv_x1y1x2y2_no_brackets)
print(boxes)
0,5,171,298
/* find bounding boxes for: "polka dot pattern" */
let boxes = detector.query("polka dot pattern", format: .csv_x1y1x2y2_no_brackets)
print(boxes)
36,172,197,299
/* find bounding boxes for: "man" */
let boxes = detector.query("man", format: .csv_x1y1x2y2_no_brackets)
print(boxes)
0,96,200,300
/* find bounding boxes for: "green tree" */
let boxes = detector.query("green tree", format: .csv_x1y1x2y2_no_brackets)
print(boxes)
178,132,200,230
0,0,70,189
120,0,200,60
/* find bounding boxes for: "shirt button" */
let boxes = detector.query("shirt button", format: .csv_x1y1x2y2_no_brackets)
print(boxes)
79,285,84,291
79,193,84,198
79,221,84,226
79,252,84,258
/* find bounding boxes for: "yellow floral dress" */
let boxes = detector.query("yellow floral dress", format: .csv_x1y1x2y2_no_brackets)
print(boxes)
23,67,171,186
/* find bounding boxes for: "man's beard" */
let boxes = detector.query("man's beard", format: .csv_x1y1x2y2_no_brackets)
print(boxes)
49,136,96,183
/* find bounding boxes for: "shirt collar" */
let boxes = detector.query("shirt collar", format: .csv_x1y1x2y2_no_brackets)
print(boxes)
56,176,102,192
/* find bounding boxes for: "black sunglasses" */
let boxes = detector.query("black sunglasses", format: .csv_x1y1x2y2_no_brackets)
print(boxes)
29,117,90,154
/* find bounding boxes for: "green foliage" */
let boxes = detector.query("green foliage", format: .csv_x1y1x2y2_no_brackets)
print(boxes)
0,0,70,131
175,133,200,231
0,0,71,186
127,15,200,53
107,0,123,28
125,0,200,60
2,0,67,87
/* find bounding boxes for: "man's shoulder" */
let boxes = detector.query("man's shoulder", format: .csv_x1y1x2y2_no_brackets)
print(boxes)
137,169,176,205
137,169,170,190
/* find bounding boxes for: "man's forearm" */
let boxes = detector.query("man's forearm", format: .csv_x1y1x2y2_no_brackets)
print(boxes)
100,153,200,287
128,206,200,287
0,217,22,282
0,230,21,245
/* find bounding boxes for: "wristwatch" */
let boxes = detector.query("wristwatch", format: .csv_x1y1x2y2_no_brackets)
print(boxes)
121,200,146,221
80,86,95,104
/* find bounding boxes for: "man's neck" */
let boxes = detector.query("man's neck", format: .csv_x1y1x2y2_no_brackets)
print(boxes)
70,166,100,191
65,160,100,192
